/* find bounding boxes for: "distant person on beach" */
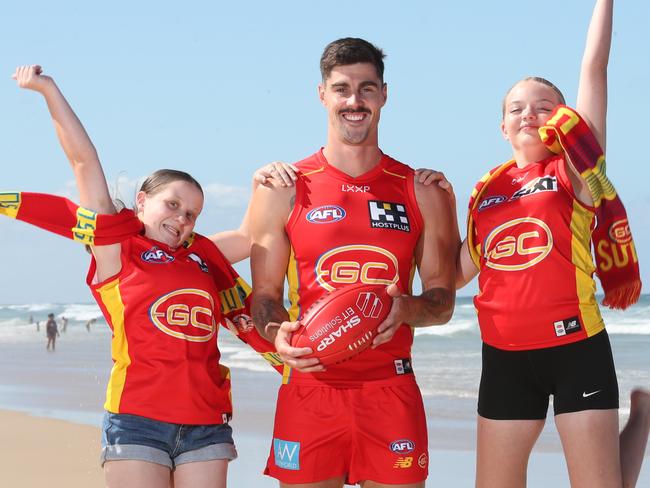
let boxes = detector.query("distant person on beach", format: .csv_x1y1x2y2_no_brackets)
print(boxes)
443,1,650,486
45,313,59,351
85,318,96,332
250,37,456,487
61,316,68,333
28,314,33,324
9,65,294,488
35,321,40,332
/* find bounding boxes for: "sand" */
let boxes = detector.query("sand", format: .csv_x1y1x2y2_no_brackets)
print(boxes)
0,410,103,487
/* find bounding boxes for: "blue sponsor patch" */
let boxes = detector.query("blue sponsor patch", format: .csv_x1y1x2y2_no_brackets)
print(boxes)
390,439,415,454
273,438,300,470
306,205,346,224
478,195,506,211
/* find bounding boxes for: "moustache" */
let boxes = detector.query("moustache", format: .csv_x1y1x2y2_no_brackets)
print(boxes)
339,108,371,115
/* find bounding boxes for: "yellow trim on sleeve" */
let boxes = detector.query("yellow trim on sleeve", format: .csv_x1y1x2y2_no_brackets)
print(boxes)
303,167,326,177
382,169,406,179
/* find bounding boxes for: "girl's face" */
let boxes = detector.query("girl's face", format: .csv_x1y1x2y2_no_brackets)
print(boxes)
501,80,563,151
136,180,203,249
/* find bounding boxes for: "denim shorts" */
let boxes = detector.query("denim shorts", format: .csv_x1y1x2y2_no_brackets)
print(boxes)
101,412,238,469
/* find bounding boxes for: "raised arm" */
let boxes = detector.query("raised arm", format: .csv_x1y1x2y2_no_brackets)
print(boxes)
13,66,114,214
372,180,457,347
13,65,120,280
576,0,613,151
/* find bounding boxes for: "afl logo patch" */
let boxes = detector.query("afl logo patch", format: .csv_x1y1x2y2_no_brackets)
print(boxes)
390,439,415,454
306,205,346,224
141,246,175,264
478,195,506,211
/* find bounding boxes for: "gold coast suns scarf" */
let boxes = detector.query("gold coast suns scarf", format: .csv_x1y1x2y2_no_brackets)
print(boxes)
0,191,283,371
467,106,641,310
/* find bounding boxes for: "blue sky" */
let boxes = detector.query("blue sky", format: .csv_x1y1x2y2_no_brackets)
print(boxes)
1,0,648,303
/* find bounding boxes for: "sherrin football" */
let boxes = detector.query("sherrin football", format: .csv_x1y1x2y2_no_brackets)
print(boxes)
291,283,393,366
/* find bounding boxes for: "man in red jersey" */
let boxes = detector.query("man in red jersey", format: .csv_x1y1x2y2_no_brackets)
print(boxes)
250,38,457,488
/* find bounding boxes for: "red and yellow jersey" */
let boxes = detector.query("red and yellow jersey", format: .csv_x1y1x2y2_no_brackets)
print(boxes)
285,150,423,385
87,234,232,424
471,154,604,350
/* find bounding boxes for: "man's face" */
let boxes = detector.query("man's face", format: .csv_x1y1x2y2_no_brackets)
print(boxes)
319,63,387,145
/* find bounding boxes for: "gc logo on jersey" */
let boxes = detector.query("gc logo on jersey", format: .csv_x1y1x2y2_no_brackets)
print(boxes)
306,205,346,224
149,289,216,342
142,246,175,264
315,244,399,292
368,200,410,232
484,218,553,271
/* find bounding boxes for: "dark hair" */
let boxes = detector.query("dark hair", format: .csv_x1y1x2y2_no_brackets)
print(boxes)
139,169,203,196
502,76,566,116
320,37,386,82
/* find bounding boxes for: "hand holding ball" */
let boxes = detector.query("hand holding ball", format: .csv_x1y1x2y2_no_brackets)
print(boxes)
291,284,393,366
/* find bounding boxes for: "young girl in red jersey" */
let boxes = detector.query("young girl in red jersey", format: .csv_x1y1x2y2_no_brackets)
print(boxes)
11,65,294,488
452,1,650,486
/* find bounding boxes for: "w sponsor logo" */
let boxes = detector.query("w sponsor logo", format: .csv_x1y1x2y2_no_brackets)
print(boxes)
273,438,300,470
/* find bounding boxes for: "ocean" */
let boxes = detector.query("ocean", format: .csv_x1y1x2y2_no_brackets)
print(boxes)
0,296,649,485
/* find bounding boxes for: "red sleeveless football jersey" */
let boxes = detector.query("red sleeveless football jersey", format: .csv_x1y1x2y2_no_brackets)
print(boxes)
471,154,604,350
285,150,423,384
88,234,233,424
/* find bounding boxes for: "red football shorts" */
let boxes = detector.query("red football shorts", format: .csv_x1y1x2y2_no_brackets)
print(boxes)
264,376,429,485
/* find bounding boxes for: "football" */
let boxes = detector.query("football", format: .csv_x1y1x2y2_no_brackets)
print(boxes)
291,283,393,366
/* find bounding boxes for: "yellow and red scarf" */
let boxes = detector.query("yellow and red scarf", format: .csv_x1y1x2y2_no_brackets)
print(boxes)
468,106,641,309
0,191,283,371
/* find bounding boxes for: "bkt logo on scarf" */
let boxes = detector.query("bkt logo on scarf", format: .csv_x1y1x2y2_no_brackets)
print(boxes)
273,438,300,470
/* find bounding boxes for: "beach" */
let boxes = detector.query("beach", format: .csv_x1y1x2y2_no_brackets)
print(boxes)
1,298,649,487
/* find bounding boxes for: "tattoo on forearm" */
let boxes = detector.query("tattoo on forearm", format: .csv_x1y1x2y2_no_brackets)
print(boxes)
413,287,454,326
252,296,289,339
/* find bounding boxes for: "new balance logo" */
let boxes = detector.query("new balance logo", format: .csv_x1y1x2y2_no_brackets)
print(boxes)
393,456,413,469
